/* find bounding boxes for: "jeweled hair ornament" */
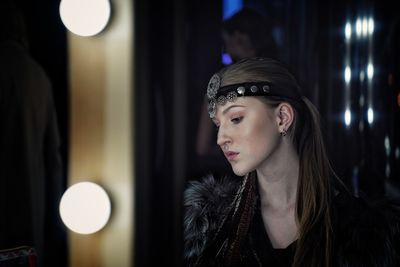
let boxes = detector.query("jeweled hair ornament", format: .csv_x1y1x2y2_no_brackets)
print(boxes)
206,73,302,118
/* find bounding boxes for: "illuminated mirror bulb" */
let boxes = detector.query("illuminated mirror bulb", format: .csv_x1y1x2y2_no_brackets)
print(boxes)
59,182,111,234
59,0,111,37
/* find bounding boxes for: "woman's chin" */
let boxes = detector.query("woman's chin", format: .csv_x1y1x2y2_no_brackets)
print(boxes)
231,167,249,177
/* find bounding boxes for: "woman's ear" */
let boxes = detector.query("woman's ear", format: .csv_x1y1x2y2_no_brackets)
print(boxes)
276,102,294,132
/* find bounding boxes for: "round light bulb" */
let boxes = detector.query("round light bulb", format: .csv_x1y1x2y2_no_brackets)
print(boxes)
59,182,111,234
59,0,111,37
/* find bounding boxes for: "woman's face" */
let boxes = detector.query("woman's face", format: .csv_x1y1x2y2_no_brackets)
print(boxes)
213,97,282,176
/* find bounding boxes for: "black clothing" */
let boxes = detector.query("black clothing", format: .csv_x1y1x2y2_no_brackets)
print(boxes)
184,175,400,266
251,202,296,267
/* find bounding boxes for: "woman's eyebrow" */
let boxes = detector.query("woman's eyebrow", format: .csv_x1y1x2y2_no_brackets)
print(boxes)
222,105,246,115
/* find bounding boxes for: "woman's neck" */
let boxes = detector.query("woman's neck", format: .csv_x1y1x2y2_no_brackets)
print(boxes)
256,143,299,210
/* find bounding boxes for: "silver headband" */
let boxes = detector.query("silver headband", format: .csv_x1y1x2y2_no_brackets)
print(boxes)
206,74,221,118
206,74,302,118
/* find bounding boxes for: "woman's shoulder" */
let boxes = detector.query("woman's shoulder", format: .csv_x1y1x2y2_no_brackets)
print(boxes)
183,174,241,264
332,191,400,266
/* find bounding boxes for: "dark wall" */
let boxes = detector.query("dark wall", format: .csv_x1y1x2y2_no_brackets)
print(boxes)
134,0,177,266
134,0,223,266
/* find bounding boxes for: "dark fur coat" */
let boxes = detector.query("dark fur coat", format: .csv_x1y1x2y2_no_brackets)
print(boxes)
184,175,400,266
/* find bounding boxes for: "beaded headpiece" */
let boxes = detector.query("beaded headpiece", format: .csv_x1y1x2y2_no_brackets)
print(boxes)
206,73,302,118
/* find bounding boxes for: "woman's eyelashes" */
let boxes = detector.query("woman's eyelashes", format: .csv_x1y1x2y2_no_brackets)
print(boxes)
231,116,243,124
212,113,243,130
212,116,243,129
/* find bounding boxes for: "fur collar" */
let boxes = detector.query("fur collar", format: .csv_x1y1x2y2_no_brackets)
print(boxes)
183,175,240,264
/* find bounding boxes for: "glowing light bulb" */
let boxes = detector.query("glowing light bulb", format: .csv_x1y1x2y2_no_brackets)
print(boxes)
59,0,111,37
59,182,111,234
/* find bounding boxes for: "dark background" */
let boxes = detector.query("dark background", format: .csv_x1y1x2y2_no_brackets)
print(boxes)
10,0,69,266
13,0,400,266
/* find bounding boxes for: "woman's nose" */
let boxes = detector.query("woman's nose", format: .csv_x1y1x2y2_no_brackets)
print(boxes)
217,125,231,148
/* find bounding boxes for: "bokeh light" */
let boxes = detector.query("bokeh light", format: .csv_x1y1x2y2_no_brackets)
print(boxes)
59,0,111,37
59,182,111,234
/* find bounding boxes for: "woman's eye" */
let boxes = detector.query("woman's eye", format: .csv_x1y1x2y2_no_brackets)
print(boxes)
231,117,243,124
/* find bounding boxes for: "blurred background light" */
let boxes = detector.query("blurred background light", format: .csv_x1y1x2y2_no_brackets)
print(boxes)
368,17,374,35
345,22,352,40
223,0,243,19
367,63,374,79
345,66,351,83
362,17,368,36
222,53,233,65
59,181,111,234
355,18,362,37
344,109,351,127
367,107,374,124
59,0,111,37
384,135,391,156
359,70,365,82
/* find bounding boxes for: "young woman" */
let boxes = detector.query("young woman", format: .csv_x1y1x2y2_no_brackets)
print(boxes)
184,57,400,266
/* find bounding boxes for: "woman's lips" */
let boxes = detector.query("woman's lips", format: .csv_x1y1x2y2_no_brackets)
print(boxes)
224,151,239,161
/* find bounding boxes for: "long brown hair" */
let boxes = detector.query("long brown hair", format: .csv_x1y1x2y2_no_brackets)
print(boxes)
216,57,335,267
